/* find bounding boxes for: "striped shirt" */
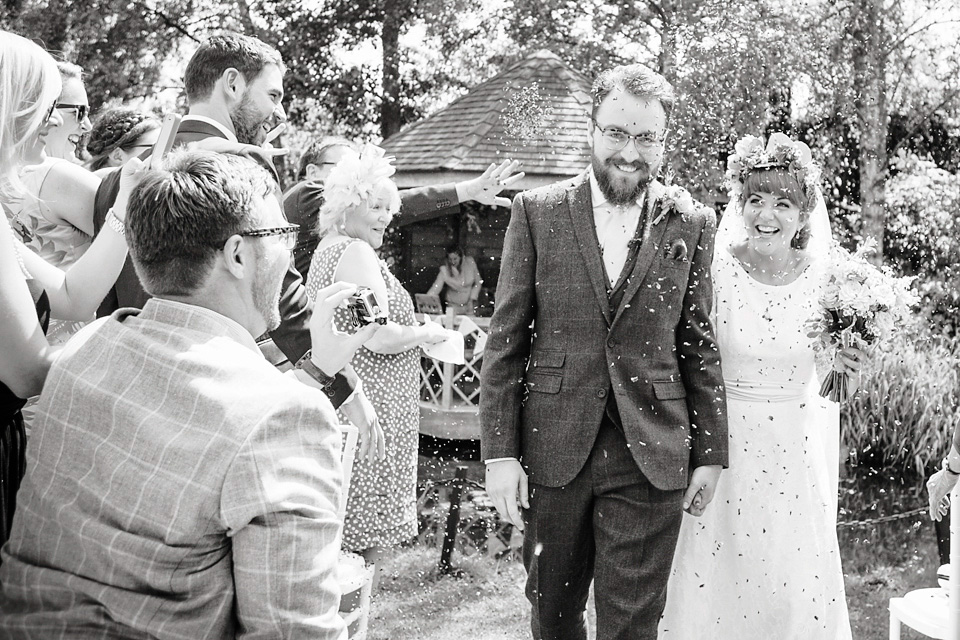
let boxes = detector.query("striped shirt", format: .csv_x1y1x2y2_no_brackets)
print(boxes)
0,298,346,640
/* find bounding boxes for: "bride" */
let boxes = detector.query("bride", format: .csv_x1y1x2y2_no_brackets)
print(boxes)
659,133,863,639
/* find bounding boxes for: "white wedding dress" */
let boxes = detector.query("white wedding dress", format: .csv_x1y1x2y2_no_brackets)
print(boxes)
659,246,851,639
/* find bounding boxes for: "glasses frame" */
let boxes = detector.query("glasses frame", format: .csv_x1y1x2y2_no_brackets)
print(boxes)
56,103,90,122
238,224,300,251
591,118,667,152
42,98,60,125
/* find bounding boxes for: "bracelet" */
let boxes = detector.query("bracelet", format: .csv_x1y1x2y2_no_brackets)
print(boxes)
944,457,960,476
296,349,337,389
105,208,125,237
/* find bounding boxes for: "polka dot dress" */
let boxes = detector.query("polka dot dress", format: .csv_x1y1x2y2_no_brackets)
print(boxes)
306,238,420,552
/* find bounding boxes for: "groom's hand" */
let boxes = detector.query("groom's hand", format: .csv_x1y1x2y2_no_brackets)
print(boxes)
486,459,529,531
683,465,722,517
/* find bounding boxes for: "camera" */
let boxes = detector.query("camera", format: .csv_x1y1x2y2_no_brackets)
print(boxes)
346,287,387,327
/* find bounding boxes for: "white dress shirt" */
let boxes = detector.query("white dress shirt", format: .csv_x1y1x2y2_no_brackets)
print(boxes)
589,168,645,287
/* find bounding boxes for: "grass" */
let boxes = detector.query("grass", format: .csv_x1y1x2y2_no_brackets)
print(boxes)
367,471,945,640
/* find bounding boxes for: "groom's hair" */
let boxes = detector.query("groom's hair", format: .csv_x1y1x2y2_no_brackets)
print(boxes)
184,33,285,103
592,65,675,125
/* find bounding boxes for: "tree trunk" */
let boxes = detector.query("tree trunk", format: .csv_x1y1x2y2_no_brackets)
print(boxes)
656,0,678,85
380,0,403,140
852,0,888,264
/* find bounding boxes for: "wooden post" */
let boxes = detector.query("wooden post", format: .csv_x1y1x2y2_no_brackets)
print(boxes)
441,308,456,409
438,466,468,575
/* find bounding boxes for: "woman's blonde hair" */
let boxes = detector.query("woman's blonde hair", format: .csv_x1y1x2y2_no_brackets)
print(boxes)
0,30,61,200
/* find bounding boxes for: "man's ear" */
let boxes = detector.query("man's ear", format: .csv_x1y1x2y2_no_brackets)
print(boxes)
109,147,125,165
304,163,321,182
219,234,248,280
220,68,246,103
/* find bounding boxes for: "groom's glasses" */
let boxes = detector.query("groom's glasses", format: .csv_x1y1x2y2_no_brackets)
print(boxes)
592,118,666,152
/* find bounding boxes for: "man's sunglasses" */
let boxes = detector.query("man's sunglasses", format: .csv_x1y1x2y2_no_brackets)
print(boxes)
57,103,89,122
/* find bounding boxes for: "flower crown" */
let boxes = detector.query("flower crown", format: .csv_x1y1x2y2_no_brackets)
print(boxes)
725,132,821,211
323,143,397,209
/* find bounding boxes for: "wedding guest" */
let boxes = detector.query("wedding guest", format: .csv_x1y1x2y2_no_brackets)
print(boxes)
45,61,92,163
660,133,864,638
0,30,136,548
91,34,381,441
305,144,450,573
285,135,522,282
0,150,370,639
5,86,102,348
426,244,482,314
85,107,161,175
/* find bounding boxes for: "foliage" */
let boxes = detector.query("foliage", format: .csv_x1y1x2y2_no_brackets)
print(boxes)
883,151,960,332
842,326,960,476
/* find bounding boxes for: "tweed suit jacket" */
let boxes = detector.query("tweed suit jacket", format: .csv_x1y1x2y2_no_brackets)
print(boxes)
480,172,728,490
0,299,345,639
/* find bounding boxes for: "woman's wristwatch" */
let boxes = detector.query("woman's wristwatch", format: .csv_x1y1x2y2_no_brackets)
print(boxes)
105,208,126,236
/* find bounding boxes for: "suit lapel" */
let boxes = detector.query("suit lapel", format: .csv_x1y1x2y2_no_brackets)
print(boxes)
611,192,670,328
566,174,612,326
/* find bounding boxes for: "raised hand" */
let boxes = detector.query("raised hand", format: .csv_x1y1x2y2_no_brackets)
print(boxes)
456,160,525,208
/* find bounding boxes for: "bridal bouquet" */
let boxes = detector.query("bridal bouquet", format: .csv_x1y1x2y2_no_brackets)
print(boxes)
808,240,918,402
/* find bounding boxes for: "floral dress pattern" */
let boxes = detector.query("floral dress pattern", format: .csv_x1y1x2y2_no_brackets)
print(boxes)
305,238,420,552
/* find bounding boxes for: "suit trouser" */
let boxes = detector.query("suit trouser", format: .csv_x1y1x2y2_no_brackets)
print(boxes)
522,414,684,640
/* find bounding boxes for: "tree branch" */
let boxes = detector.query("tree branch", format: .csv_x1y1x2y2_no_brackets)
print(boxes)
134,0,200,43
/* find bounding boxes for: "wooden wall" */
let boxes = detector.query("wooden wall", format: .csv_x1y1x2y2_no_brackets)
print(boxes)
395,198,513,317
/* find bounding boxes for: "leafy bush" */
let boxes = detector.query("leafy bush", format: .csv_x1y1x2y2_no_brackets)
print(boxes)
842,326,960,476
884,152,960,334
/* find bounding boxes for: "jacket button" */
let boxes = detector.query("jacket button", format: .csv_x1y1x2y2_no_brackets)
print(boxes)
597,389,607,398
608,338,617,348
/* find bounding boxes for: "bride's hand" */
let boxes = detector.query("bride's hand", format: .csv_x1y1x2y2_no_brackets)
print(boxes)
835,346,866,395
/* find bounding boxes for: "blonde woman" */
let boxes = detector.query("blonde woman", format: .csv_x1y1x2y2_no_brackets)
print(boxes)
304,144,449,571
0,30,141,546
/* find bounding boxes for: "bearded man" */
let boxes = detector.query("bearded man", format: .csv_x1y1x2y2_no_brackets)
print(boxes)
480,64,729,640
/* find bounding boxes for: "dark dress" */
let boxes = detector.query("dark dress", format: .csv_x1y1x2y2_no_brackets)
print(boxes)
0,279,50,548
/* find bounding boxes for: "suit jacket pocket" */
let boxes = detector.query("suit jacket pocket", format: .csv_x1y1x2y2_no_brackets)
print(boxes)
526,371,562,394
653,380,686,400
531,350,565,369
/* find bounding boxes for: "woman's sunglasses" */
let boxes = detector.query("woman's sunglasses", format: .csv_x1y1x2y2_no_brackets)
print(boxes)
56,103,89,122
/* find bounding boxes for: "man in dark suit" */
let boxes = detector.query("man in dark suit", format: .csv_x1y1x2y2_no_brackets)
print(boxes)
480,64,729,640
94,33,519,429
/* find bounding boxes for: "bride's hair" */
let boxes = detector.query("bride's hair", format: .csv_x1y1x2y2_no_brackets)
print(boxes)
742,167,811,249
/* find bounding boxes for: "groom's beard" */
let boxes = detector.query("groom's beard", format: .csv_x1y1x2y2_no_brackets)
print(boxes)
593,155,654,206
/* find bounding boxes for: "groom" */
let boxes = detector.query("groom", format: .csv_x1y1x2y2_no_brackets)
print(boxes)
480,64,728,640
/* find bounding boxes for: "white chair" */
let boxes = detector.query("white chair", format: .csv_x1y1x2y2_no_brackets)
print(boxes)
338,425,375,640
889,483,960,639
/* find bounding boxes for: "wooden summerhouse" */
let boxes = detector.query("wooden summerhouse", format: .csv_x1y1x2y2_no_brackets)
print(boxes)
383,49,594,309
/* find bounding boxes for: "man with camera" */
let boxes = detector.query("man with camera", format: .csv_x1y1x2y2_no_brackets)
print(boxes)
0,151,363,638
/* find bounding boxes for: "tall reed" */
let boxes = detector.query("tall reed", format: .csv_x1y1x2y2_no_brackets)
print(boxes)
842,327,960,476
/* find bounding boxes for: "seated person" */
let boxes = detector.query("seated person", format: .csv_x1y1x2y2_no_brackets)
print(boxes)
427,245,483,315
0,151,380,639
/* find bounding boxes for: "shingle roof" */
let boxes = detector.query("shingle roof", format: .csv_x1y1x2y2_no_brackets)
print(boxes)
383,49,592,179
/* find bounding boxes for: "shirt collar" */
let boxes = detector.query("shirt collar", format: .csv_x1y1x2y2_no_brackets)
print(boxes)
181,114,238,143
588,166,645,210
140,298,260,354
